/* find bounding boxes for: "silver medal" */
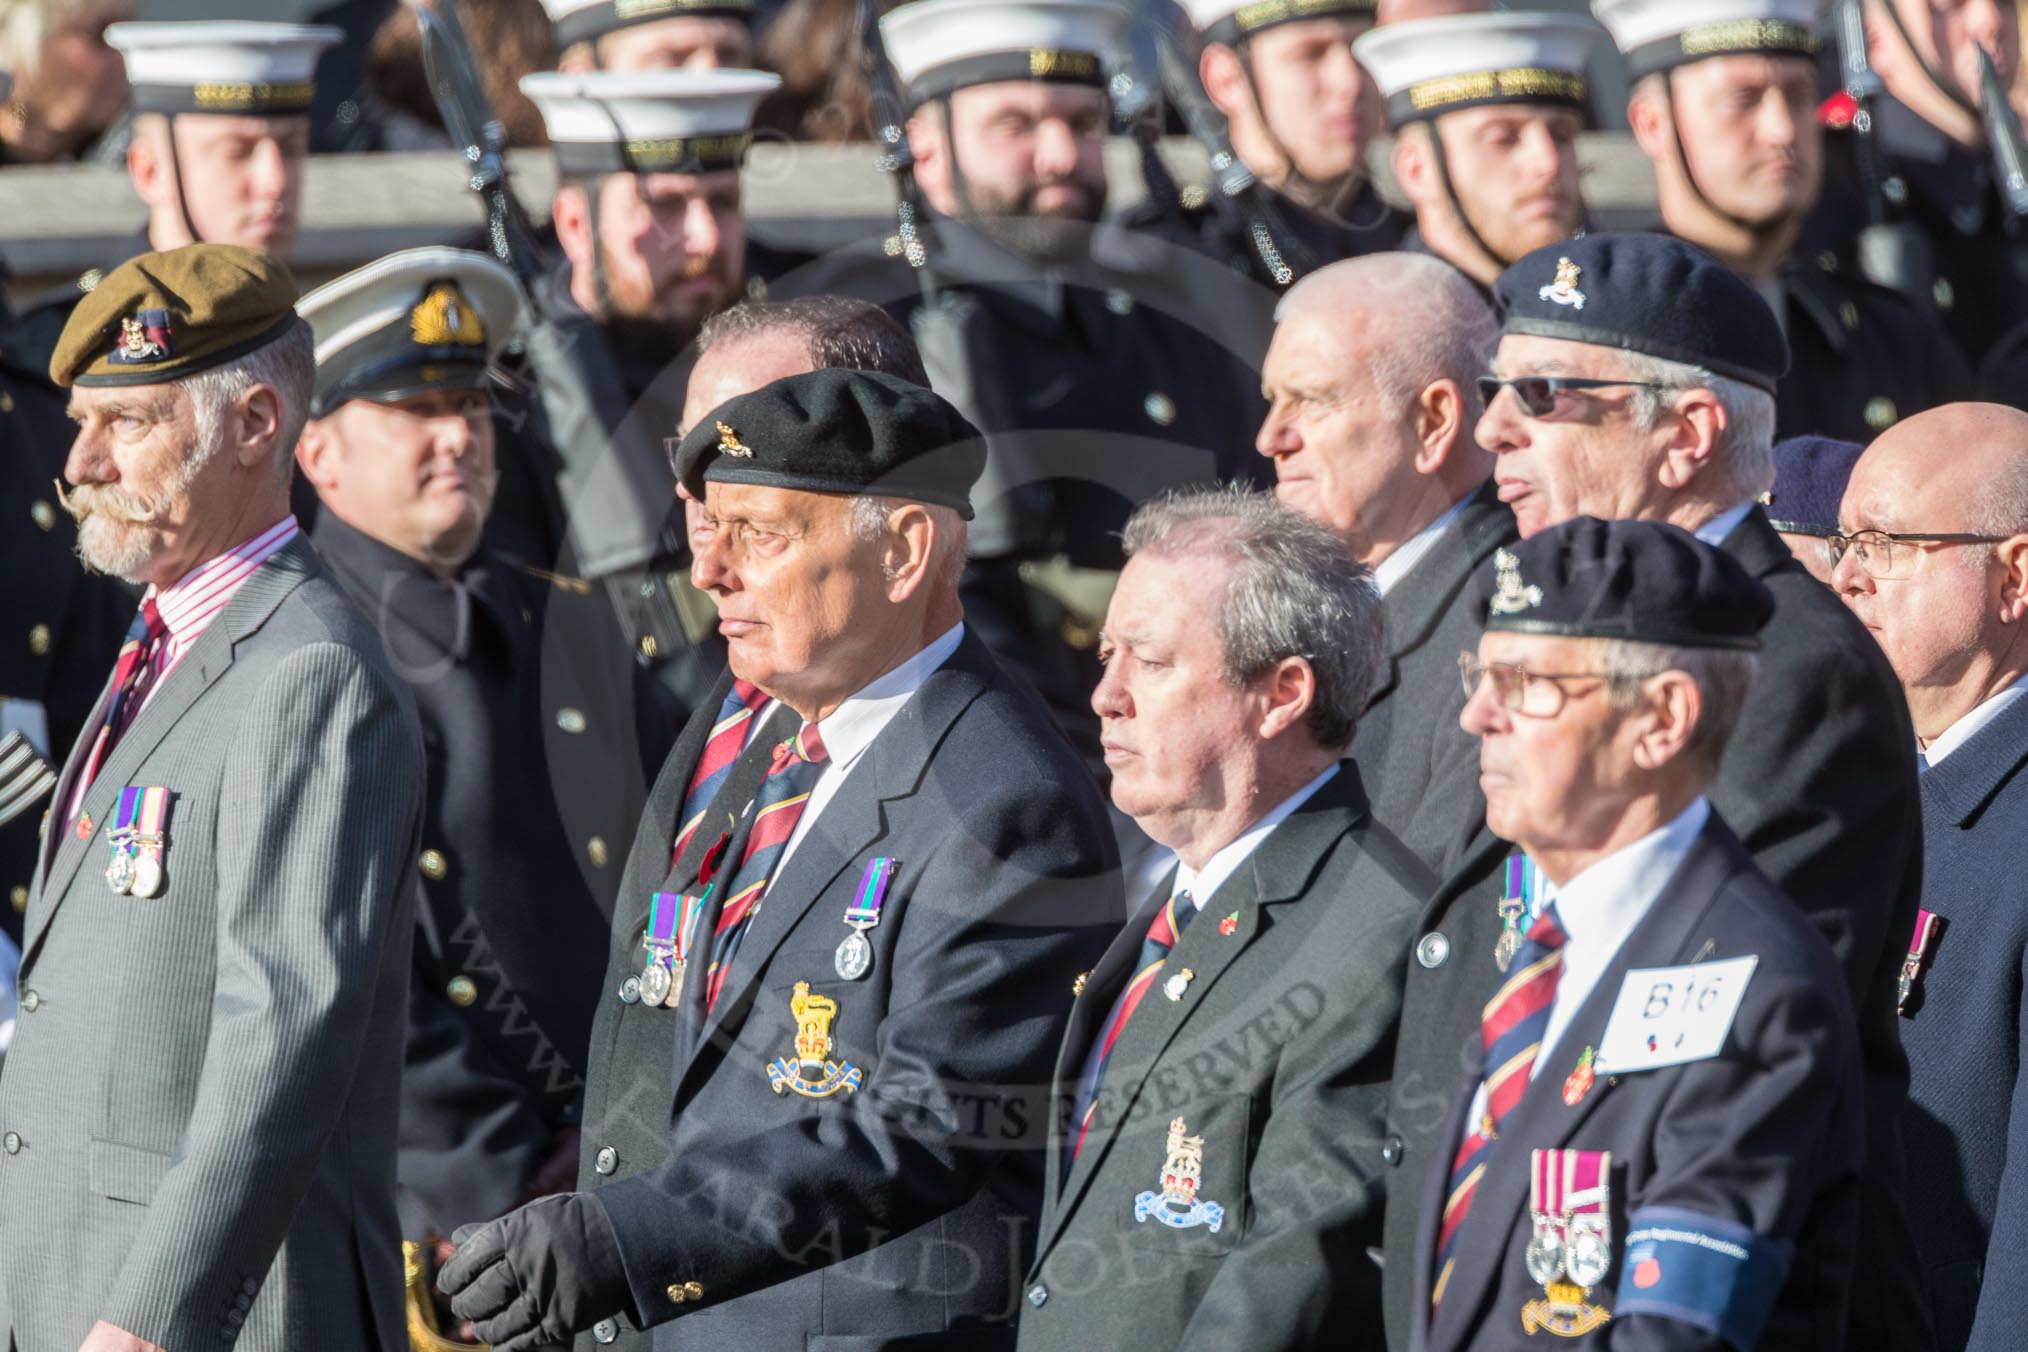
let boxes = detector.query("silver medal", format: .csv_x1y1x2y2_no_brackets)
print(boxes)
1564,1216,1612,1287
834,928,872,981
105,848,135,895
640,959,673,1007
1524,1218,1566,1287
1494,926,1522,972
130,853,163,899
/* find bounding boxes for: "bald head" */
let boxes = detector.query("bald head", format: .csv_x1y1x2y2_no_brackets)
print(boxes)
1837,402,2028,743
1258,252,1497,563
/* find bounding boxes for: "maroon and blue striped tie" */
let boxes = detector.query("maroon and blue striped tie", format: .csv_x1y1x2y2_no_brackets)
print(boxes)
1432,903,1567,1312
73,598,166,808
1071,891,1199,1163
701,724,828,1011
671,679,770,865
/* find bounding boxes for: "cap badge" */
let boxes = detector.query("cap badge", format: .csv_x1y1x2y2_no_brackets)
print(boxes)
1488,548,1545,616
1539,257,1586,311
1134,1116,1225,1232
716,420,755,458
410,283,485,348
111,309,173,365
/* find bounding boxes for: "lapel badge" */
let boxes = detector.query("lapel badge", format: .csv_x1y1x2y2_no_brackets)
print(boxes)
1562,1046,1596,1107
74,811,93,841
1898,908,1945,1015
1488,548,1545,616
111,309,173,364
1133,1116,1225,1232
1072,970,1090,997
1522,1148,1614,1337
1218,911,1238,937
766,981,863,1099
716,420,755,458
1162,966,1195,1002
1538,257,1586,311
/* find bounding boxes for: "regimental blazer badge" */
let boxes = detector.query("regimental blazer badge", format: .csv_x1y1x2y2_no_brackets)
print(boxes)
766,981,863,1098
1133,1116,1225,1232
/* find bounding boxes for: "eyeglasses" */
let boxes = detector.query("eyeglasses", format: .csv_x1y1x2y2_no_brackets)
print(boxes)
1826,528,2007,580
1458,653,1624,718
1476,375,1675,418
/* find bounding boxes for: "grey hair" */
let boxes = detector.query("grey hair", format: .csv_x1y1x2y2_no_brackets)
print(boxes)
698,296,930,387
179,319,316,486
847,493,967,595
1275,252,1499,420
1611,350,1777,499
1120,486,1382,750
1596,638,1759,772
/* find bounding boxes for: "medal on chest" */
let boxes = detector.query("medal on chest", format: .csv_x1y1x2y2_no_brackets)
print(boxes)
834,856,896,980
1495,854,1536,973
1898,909,1944,1015
1521,1148,1613,1337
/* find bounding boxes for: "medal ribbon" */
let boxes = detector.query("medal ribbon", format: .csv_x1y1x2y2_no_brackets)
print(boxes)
110,786,143,843
646,891,682,950
135,785,169,841
1909,908,1942,961
844,857,895,928
675,886,708,964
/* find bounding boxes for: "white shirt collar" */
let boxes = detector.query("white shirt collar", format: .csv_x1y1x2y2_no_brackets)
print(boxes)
1373,493,1472,596
1922,672,2028,767
1172,763,1340,909
805,622,966,775
1692,499,1757,549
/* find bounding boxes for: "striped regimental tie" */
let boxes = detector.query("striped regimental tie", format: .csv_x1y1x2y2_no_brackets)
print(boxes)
700,724,828,1011
1432,903,1568,1313
671,679,771,864
1070,890,1200,1165
71,597,167,811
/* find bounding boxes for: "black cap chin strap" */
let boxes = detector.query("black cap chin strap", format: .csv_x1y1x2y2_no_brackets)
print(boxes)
937,97,984,221
1659,69,1796,242
161,113,206,247
1424,118,1509,277
1229,38,1393,231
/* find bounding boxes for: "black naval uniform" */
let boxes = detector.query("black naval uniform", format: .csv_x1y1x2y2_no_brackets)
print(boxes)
310,513,664,1234
4,230,152,389
1806,94,2028,407
1119,175,1409,286
0,338,134,945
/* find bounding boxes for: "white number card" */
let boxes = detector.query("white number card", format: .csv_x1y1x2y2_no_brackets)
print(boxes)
1592,955,1758,1075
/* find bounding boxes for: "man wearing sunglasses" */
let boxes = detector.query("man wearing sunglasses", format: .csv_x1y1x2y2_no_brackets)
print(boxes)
1400,515,1865,1352
1834,401,2028,1352
1382,230,1929,1351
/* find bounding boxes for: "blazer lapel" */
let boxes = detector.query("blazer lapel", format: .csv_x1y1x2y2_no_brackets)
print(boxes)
672,636,993,1098
1920,691,2028,827
1426,824,1746,1351
1047,770,1369,1245
35,672,119,884
1717,506,1795,582
23,540,316,965
1369,484,1512,708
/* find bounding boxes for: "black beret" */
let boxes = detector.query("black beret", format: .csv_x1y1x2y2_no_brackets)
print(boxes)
1493,232,1790,394
1471,516,1773,650
674,368,985,518
1766,435,1864,537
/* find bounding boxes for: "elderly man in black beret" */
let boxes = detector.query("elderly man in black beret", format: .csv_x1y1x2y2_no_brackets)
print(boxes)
438,368,1121,1352
1402,516,1865,1352
1379,231,1930,1351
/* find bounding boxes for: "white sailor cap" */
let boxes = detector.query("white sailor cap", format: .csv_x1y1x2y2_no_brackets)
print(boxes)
106,21,341,118
298,247,524,418
880,0,1130,107
541,0,758,51
1592,0,1819,80
518,68,781,177
1353,12,1605,129
1179,0,1377,48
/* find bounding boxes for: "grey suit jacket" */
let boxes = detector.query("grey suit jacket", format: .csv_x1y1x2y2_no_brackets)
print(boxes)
0,536,425,1352
1018,765,1432,1352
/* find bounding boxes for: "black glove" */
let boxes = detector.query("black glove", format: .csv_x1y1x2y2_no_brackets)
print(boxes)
437,1193,631,1351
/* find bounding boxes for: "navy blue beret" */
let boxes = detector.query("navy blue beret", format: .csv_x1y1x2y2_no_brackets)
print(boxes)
1766,435,1864,537
675,368,985,519
1493,233,1790,394
1471,516,1773,650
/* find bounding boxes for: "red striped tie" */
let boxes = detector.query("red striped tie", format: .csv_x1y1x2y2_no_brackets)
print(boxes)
671,679,769,864
701,724,829,1011
1071,891,1199,1162
1432,903,1567,1313
73,598,167,808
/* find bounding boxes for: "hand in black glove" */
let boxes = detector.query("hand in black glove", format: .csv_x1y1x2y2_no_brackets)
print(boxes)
437,1193,631,1351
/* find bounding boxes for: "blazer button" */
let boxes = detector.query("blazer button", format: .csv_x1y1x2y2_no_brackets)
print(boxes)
556,707,588,734
447,976,478,1007
684,1282,703,1300
9,886,25,913
1027,1283,1048,1308
619,976,642,1004
419,849,448,881
1381,1134,1404,1167
593,1320,618,1344
27,625,50,657
665,1283,687,1305
595,1146,617,1175
1415,932,1450,969
3,1133,20,1154
18,990,38,1013
587,837,610,868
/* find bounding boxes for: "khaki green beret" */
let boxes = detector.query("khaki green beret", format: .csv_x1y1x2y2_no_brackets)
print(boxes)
51,243,302,390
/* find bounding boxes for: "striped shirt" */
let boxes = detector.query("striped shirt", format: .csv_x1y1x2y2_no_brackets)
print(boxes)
136,515,300,713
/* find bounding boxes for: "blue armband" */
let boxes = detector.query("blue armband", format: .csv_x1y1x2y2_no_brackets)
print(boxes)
1614,1206,1793,1351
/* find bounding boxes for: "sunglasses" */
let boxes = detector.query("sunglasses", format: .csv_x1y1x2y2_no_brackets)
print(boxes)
1476,376,1675,417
